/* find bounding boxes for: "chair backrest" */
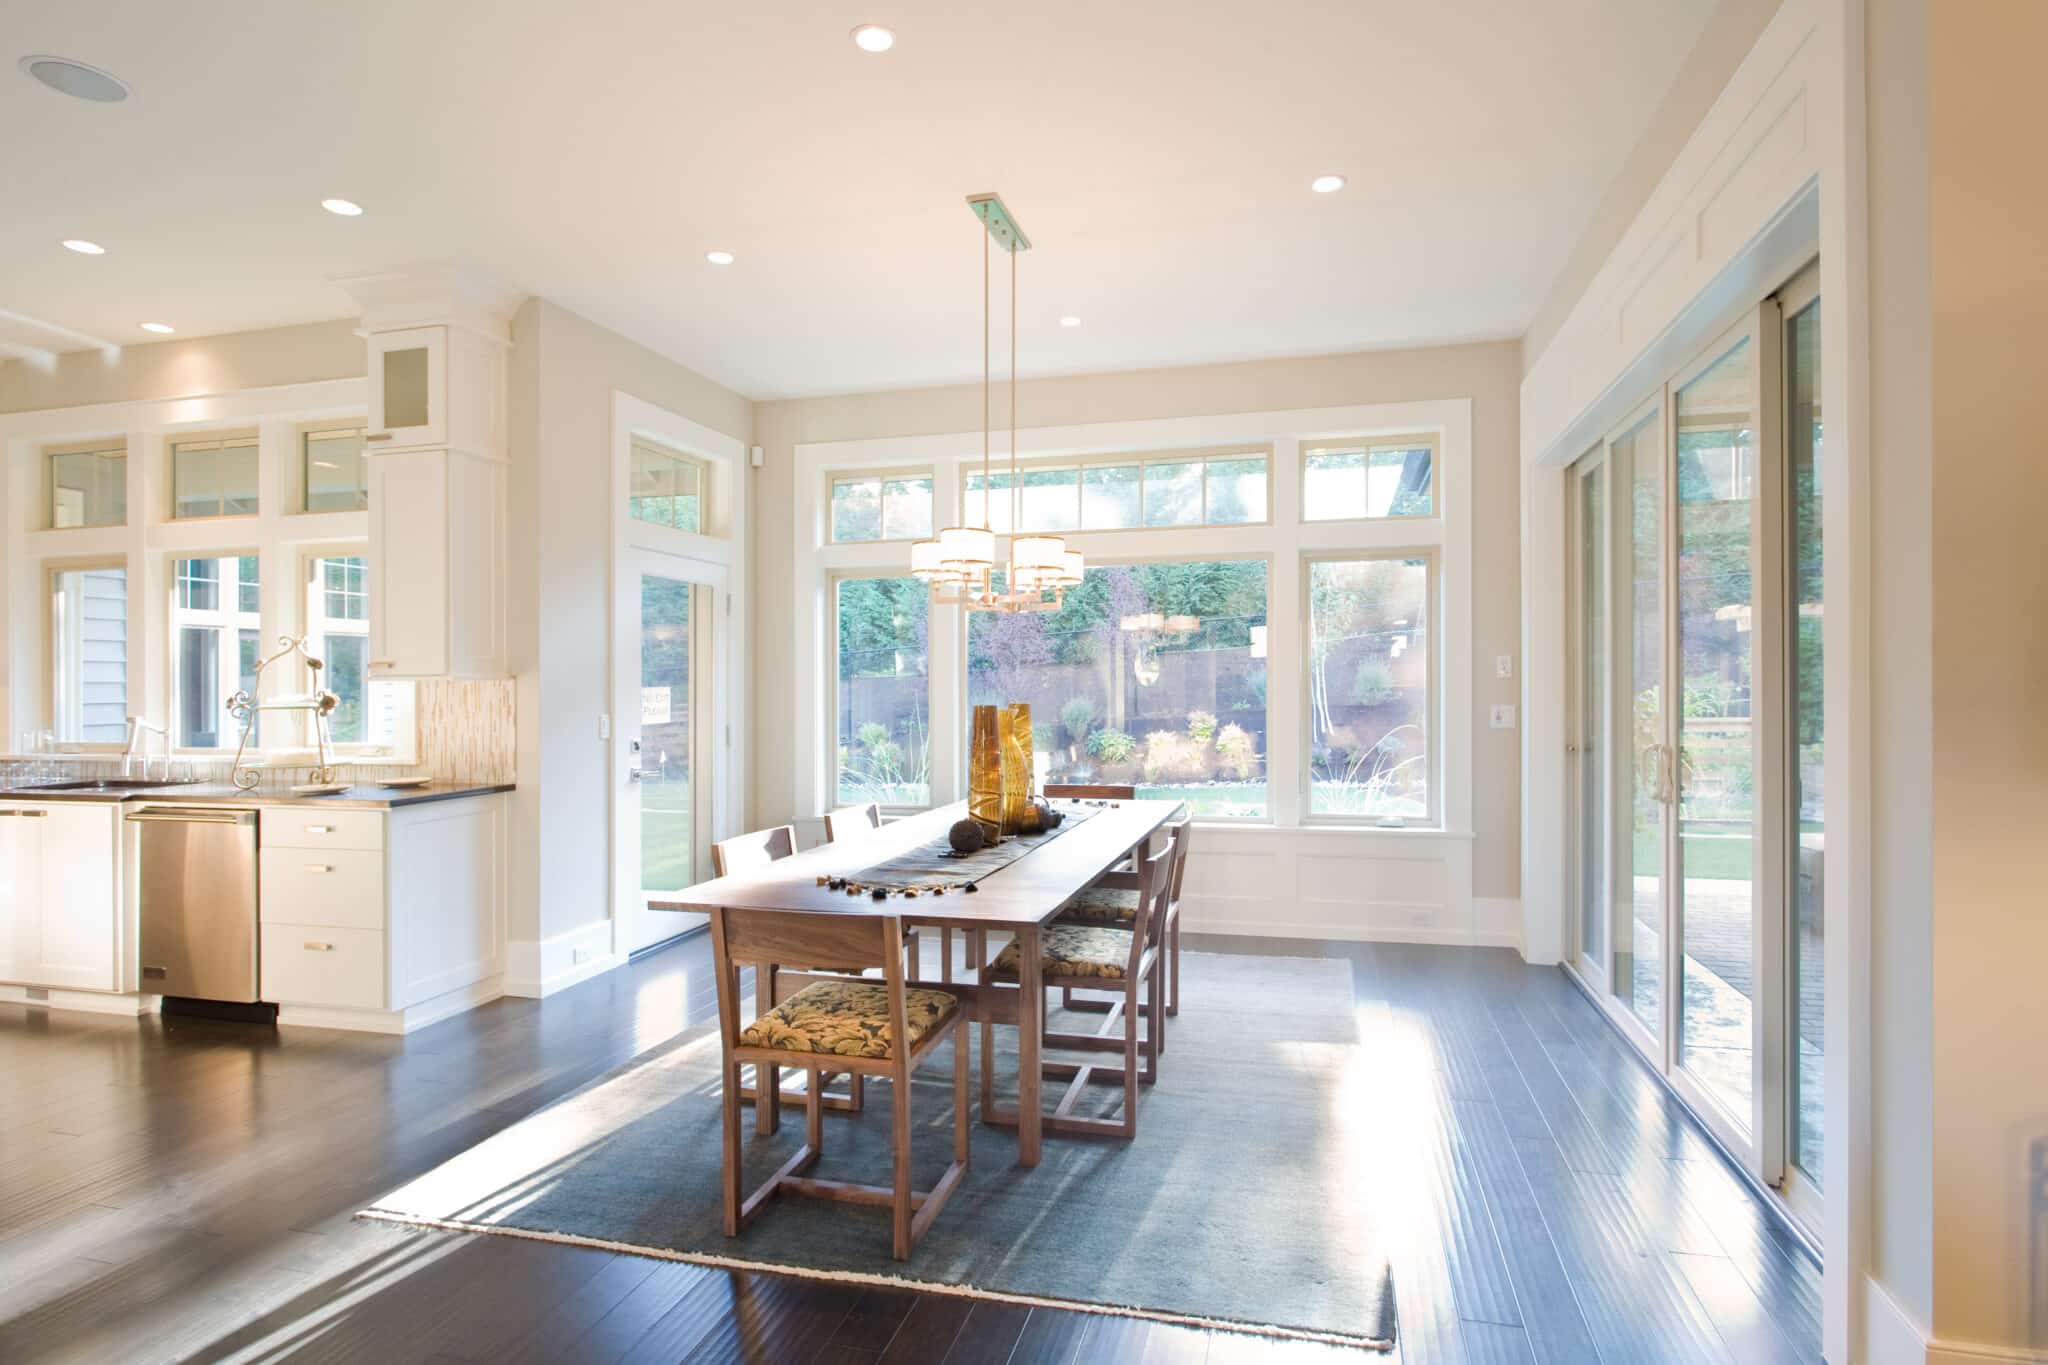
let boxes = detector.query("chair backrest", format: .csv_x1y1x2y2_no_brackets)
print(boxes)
1125,838,1177,968
1044,783,1136,800
711,824,798,878
822,802,883,844
1164,816,1194,905
707,906,909,1060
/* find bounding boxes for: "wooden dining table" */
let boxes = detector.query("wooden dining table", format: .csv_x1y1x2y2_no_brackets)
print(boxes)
649,798,1183,1167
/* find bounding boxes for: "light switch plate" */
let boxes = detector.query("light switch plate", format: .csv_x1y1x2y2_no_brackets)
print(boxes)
1490,704,1516,729
1495,654,1514,679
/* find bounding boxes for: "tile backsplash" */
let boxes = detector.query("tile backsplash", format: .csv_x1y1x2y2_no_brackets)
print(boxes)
414,678,516,785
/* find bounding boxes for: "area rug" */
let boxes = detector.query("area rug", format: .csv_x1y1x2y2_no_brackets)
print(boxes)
358,951,1396,1350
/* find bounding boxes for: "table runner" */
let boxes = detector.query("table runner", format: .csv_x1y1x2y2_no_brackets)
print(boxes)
852,803,1101,889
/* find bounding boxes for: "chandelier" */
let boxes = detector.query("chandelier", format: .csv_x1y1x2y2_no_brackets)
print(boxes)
910,193,1081,612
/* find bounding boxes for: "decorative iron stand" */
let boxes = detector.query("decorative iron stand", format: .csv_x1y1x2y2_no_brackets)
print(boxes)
227,634,344,793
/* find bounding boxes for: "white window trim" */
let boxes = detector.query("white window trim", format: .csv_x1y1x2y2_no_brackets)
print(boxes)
0,377,430,763
789,399,1472,844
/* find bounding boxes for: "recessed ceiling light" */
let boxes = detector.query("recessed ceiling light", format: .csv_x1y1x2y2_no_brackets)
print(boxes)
851,24,895,52
1311,174,1347,194
61,239,105,255
19,55,130,103
321,197,364,216
1059,316,1081,328
705,249,735,266
139,322,175,335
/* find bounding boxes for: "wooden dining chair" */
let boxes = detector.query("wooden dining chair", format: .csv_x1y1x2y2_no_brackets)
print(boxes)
1054,815,1192,1047
982,832,1173,1139
823,801,939,979
822,802,883,843
714,824,871,1119
710,907,970,1260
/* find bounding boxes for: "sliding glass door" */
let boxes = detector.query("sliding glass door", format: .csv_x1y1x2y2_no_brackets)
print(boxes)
1566,264,1822,1230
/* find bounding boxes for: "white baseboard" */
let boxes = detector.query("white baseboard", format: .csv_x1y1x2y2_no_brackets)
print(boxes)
0,984,153,1017
1189,917,1499,948
1472,896,1524,952
278,976,505,1035
504,919,621,998
1864,1271,2048,1365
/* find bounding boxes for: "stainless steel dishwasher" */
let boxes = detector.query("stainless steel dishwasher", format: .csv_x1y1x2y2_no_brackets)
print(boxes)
130,806,260,1002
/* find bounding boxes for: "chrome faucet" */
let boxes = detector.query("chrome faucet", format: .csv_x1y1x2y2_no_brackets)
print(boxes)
123,717,170,782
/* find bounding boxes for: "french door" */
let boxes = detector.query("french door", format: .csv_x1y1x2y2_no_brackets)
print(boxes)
613,549,721,955
1567,263,1822,1230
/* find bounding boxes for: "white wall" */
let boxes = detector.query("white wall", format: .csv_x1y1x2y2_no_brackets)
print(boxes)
503,299,752,994
751,342,1524,922
0,321,363,414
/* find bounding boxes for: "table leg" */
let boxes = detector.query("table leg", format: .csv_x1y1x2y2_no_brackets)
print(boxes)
1016,924,1042,1166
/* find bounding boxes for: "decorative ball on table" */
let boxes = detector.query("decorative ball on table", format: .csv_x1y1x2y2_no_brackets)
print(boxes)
949,817,986,853
1029,795,1063,829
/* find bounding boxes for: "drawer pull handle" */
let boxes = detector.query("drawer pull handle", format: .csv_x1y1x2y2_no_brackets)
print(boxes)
365,431,394,442
304,824,335,834
304,941,336,952
305,863,334,873
369,661,396,670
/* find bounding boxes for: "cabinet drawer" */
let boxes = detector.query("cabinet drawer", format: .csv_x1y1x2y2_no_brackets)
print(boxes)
260,848,385,931
262,808,384,852
261,925,385,1010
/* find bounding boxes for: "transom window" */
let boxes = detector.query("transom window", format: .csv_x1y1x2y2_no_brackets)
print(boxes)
47,442,126,529
830,473,934,542
965,452,1269,533
170,433,260,519
629,438,706,532
302,424,369,513
1302,437,1435,521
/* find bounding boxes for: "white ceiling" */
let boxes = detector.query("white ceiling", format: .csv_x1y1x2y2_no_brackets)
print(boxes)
0,1,1718,400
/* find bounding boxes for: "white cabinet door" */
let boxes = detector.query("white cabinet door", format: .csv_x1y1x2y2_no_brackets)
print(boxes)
0,807,45,984
35,804,119,991
367,451,449,678
367,326,446,449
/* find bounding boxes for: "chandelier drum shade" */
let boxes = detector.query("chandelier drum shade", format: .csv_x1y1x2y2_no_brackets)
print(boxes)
908,193,1080,613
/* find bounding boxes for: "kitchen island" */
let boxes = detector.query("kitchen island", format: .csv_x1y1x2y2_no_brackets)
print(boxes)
0,781,512,1034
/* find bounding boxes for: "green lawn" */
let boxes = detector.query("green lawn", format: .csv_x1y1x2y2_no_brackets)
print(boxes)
1631,821,1823,882
641,784,694,892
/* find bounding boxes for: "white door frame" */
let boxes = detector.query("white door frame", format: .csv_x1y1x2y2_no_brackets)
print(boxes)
608,391,747,960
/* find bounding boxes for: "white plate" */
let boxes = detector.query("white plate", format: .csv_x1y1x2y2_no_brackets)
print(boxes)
379,776,433,789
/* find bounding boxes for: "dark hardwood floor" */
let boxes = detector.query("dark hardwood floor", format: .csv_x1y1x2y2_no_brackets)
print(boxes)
0,934,1821,1364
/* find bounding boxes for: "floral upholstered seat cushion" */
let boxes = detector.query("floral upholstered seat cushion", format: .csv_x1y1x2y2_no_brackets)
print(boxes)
739,980,957,1059
1055,887,1139,926
987,923,1135,981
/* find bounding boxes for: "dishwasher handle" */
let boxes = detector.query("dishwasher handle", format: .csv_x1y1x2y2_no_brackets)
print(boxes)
125,808,257,826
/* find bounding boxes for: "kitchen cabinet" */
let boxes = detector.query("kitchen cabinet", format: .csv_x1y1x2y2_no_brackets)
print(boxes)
259,793,506,1032
366,447,505,679
366,326,446,449
0,802,122,993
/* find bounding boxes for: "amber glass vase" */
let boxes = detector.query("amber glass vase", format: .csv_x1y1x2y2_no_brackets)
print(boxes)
1000,702,1035,834
968,704,1004,842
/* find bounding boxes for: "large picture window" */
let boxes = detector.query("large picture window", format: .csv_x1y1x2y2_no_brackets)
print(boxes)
171,555,261,749
834,576,930,807
966,560,1269,818
1307,555,1433,821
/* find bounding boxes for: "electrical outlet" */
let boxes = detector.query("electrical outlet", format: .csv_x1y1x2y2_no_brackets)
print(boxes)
1490,704,1517,729
1496,655,1514,679
598,713,611,741
573,947,592,964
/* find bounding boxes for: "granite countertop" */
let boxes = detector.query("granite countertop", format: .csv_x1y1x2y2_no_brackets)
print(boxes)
0,781,514,809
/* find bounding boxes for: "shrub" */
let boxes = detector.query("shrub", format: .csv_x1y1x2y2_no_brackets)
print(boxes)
1141,729,1211,784
856,721,892,751
1215,723,1258,780
1185,709,1217,742
1353,661,1396,706
1087,728,1137,764
1060,697,1098,746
